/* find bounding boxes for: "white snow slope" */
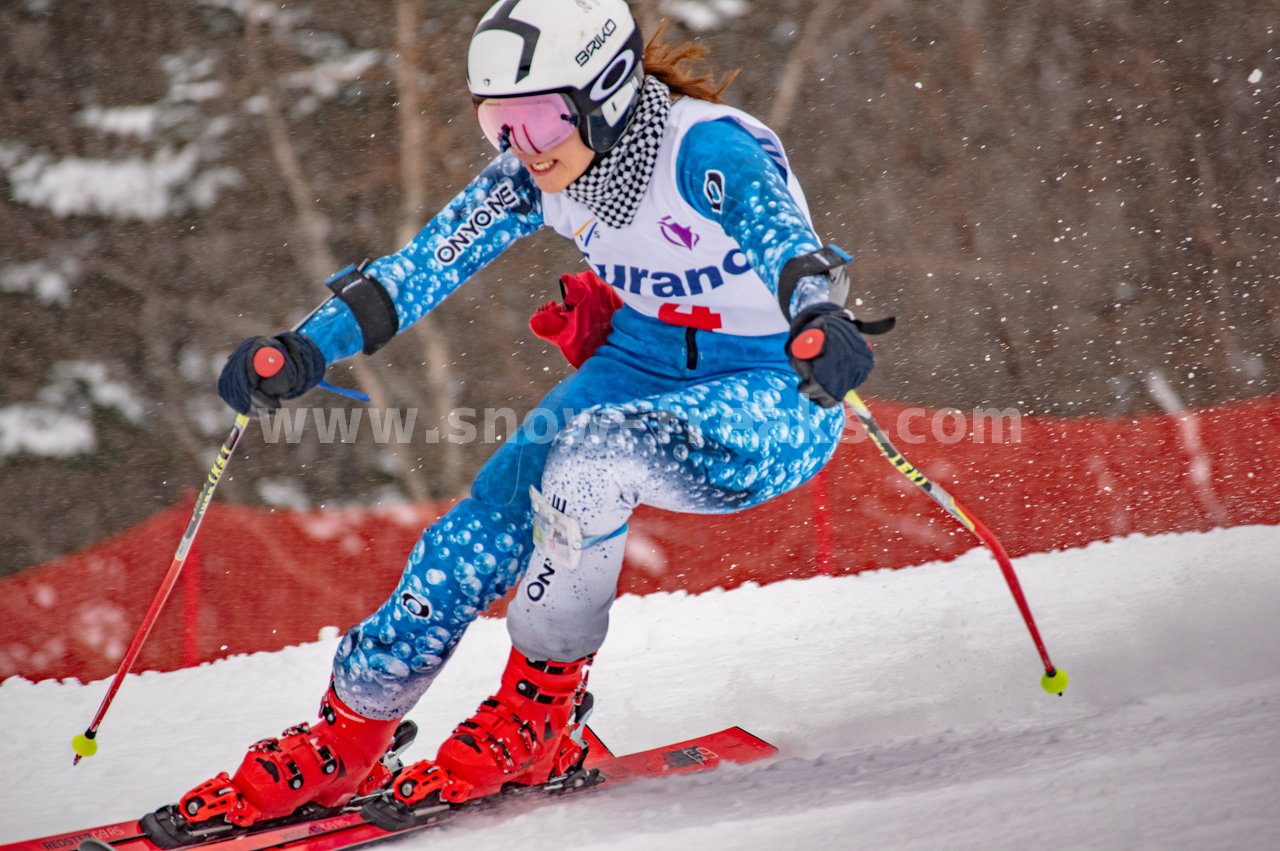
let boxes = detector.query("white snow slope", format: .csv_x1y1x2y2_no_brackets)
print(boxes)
3,525,1279,850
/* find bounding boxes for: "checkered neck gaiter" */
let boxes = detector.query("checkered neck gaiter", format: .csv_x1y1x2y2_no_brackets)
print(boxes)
563,76,672,230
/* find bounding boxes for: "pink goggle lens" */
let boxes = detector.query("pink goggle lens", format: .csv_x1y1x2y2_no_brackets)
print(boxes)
476,93,579,154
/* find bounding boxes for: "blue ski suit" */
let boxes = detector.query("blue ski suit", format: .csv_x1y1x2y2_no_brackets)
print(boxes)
297,98,848,719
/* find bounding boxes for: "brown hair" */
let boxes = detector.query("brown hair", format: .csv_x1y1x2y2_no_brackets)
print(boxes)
642,21,739,103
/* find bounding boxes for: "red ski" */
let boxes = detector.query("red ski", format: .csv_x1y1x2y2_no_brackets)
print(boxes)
1,820,145,851
0,727,774,851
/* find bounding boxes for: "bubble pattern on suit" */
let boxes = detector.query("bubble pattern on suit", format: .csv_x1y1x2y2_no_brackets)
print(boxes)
333,501,531,719
299,155,544,363
333,309,844,719
302,101,849,720
507,364,844,662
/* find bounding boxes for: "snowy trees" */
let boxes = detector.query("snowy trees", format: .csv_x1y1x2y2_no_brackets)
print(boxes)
1,0,1277,576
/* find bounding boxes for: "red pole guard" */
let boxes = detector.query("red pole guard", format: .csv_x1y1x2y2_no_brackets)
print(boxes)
74,413,250,763
843,390,1057,678
81,548,189,738
965,509,1056,675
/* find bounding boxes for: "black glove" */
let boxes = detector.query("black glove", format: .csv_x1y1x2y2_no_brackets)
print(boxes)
786,303,876,408
217,331,326,414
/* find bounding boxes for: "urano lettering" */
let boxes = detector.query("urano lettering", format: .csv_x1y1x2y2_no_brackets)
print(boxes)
435,182,520,265
592,248,753,297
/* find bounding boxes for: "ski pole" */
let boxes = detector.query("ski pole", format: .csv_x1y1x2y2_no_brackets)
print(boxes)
789,315,1064,690
841,389,1067,694
70,349,285,764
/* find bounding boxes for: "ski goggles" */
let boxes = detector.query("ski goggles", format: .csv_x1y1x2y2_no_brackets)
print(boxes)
475,93,580,155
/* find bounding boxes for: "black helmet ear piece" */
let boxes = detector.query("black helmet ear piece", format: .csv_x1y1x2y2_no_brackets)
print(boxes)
571,27,646,152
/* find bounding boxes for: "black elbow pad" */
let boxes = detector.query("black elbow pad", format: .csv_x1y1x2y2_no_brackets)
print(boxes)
777,245,853,321
325,262,399,355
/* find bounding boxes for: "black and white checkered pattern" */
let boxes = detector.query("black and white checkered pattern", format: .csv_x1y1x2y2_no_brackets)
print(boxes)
564,76,672,230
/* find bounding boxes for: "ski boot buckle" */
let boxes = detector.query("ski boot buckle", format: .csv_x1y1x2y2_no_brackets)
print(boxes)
394,762,456,805
179,773,255,825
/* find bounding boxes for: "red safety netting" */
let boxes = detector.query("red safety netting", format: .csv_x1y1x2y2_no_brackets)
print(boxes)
2,395,1277,683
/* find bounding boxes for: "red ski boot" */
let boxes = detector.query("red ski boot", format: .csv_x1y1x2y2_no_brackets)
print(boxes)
373,648,593,825
150,683,410,844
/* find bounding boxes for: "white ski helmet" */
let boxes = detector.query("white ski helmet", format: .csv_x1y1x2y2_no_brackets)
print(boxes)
468,0,646,152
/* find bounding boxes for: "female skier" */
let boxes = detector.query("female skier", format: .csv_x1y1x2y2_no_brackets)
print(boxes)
165,0,876,834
